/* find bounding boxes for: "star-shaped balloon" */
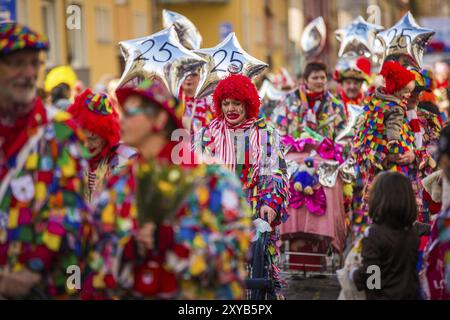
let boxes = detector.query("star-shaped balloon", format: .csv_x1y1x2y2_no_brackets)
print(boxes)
194,32,268,98
301,17,326,58
117,26,206,96
372,37,385,65
377,11,435,69
335,104,365,144
162,9,203,50
259,80,288,101
335,16,384,58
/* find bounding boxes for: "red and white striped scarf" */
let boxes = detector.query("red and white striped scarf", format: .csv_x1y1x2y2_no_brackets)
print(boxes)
205,117,261,174
407,108,424,149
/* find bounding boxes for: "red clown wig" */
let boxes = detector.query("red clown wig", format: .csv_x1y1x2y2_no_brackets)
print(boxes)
212,74,261,119
68,89,121,147
380,61,416,95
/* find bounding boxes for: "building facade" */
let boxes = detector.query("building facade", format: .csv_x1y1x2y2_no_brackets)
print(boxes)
10,0,431,88
15,0,152,87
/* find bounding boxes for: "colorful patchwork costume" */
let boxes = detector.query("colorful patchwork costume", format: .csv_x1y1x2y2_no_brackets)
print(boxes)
78,80,253,300
195,74,289,298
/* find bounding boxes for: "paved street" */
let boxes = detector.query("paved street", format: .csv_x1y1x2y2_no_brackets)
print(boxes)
281,273,341,300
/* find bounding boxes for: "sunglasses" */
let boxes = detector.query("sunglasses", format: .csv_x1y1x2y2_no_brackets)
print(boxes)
122,108,148,117
122,106,157,118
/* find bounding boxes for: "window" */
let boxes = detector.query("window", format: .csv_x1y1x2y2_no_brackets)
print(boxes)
133,11,148,38
67,2,86,68
95,6,112,43
254,17,264,45
16,0,29,23
275,21,287,49
41,0,59,67
288,7,302,46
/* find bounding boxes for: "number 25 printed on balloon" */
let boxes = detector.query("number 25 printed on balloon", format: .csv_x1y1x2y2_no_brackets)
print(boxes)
117,26,206,97
194,32,268,99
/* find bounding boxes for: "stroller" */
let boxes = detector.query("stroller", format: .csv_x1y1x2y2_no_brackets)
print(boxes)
245,219,277,300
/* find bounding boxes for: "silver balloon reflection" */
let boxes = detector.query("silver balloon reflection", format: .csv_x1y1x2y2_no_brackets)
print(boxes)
162,9,202,50
194,32,268,98
377,11,435,68
372,38,385,65
339,158,357,184
117,26,206,97
318,161,339,188
286,159,300,180
301,17,326,58
335,104,365,144
317,158,357,188
259,80,288,101
335,16,384,58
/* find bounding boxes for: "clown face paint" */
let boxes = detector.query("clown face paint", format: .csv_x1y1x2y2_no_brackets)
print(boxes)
221,98,246,125
82,129,107,158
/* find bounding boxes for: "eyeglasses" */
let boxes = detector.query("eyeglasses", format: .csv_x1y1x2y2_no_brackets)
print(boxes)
122,107,155,118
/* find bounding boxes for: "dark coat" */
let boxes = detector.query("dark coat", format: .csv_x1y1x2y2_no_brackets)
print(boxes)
353,223,421,300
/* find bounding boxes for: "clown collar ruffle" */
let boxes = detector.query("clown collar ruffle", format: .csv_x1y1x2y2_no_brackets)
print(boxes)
0,99,47,162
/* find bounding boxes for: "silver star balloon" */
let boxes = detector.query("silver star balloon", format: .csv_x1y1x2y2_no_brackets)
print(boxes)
117,26,207,97
339,158,357,184
317,158,357,188
301,17,326,58
377,11,435,69
372,38,385,65
194,32,268,98
335,103,365,144
318,160,340,188
259,80,288,101
335,16,384,58
162,9,203,50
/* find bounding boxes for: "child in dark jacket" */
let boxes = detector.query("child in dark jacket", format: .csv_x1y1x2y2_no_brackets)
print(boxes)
350,171,423,299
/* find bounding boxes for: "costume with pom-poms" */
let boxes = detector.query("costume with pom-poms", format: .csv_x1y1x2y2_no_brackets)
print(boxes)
195,74,289,298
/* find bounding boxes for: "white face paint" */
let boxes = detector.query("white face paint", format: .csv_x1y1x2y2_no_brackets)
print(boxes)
82,129,107,157
221,98,246,125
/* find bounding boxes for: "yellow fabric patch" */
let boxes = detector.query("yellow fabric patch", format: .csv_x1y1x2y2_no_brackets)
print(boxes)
197,186,209,206
93,273,106,289
7,208,19,229
230,281,243,298
35,182,47,201
25,153,39,170
101,203,115,225
43,231,62,252
190,254,206,276
61,158,76,177
53,111,72,122
193,234,206,249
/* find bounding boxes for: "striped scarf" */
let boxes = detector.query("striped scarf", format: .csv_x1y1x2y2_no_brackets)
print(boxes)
205,117,261,175
407,108,424,148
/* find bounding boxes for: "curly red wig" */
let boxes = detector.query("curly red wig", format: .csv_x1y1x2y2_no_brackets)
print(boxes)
68,89,121,147
380,61,416,95
212,74,261,119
